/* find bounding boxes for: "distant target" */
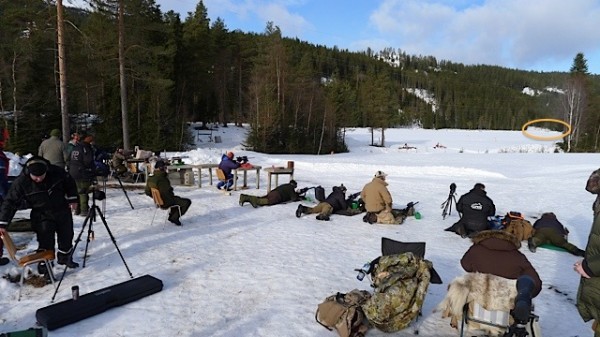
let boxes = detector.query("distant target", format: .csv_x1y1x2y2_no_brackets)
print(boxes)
521,118,571,141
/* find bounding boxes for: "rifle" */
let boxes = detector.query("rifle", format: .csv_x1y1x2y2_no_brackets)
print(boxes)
297,186,316,195
347,192,361,201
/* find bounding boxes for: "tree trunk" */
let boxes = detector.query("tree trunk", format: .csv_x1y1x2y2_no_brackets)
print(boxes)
56,0,70,143
11,51,18,139
118,0,130,150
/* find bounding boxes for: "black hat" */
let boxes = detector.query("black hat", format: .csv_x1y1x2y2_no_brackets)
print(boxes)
26,157,48,176
290,180,297,188
154,160,167,170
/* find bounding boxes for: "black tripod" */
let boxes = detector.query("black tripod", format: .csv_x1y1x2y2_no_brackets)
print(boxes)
114,174,134,210
441,183,459,219
51,188,133,302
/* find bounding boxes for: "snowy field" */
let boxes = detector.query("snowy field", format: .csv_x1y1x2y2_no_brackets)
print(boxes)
1,124,598,337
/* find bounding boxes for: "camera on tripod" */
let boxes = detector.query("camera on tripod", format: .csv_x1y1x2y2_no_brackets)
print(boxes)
85,184,106,201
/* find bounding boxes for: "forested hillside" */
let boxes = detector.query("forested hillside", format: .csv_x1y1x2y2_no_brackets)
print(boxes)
1,0,598,154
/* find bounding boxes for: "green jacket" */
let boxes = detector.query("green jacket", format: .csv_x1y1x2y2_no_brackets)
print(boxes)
577,195,600,322
145,170,177,206
267,183,298,204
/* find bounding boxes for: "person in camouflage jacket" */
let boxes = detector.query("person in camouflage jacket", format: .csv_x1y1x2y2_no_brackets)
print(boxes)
145,161,191,226
575,168,600,336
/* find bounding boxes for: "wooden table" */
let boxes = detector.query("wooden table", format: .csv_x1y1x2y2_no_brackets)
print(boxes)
232,165,262,191
190,163,219,188
263,167,294,192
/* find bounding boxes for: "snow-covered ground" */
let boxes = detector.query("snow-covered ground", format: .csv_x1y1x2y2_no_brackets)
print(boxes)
1,124,597,337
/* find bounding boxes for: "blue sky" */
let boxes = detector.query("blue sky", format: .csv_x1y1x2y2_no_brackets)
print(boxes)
69,0,600,74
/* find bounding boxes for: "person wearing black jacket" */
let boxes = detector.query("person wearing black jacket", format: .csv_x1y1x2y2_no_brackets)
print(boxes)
0,156,80,268
295,185,347,221
67,135,95,216
445,183,496,237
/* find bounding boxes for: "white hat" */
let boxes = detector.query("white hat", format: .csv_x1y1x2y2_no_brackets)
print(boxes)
375,171,387,178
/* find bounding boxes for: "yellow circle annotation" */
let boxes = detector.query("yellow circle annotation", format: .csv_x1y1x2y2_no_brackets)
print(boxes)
521,118,571,141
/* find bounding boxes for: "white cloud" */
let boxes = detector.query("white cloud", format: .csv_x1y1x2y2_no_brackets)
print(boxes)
368,0,600,71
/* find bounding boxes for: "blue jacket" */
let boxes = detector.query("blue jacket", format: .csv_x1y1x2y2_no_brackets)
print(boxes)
218,155,240,179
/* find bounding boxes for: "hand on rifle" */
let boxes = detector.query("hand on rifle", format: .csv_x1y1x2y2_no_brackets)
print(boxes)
297,187,310,195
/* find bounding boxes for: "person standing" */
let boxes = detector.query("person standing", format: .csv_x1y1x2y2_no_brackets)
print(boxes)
360,171,403,224
145,161,191,226
445,183,496,237
0,156,80,268
65,132,80,167
0,143,9,265
575,168,600,336
68,135,95,216
38,128,67,169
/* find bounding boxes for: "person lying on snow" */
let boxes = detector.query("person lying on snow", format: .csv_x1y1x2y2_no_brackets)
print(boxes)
296,185,347,221
528,212,585,256
239,180,307,208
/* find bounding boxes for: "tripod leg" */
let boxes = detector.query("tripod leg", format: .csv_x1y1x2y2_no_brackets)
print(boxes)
115,175,135,210
94,205,134,278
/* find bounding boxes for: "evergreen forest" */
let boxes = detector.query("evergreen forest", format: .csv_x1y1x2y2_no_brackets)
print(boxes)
1,0,599,155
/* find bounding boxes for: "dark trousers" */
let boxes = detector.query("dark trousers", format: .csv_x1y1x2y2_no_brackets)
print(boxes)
531,227,580,254
167,196,192,222
32,212,74,253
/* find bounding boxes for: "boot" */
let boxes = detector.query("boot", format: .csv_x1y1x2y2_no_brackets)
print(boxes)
248,196,259,208
239,194,249,207
528,238,537,253
57,251,80,268
296,205,306,218
512,275,534,324
316,214,330,221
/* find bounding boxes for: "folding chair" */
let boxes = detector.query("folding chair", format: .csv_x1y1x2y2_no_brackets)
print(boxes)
216,168,232,190
150,187,181,226
381,237,442,284
460,302,542,337
128,162,144,183
1,232,56,301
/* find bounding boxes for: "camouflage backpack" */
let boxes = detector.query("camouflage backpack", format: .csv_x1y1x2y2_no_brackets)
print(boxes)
501,212,534,241
316,289,372,337
361,252,432,332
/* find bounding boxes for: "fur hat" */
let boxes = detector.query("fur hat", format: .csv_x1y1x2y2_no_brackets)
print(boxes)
374,170,387,178
226,151,234,159
26,157,48,176
50,129,61,137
